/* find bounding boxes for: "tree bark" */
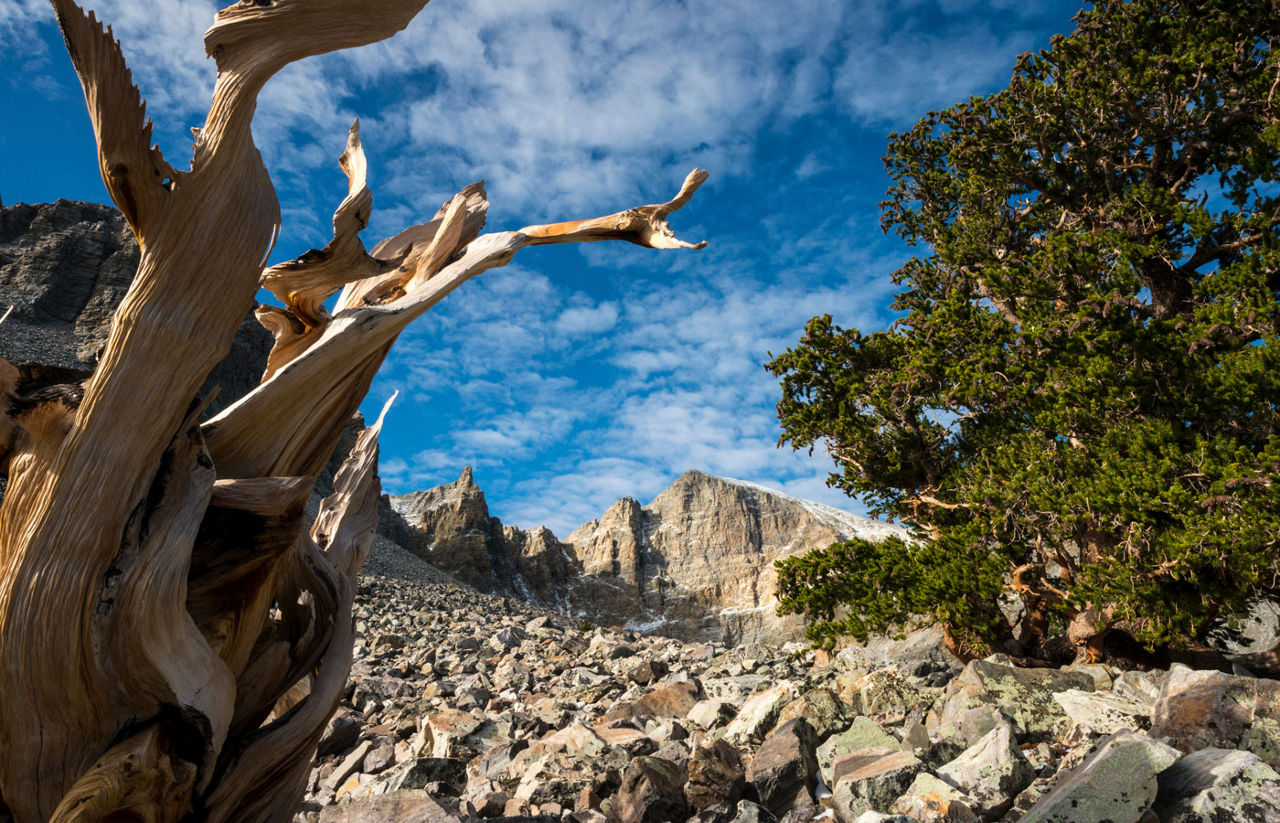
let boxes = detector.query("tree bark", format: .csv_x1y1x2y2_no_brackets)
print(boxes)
0,3,707,821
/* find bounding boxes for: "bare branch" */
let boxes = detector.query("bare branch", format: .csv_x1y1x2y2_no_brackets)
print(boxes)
208,170,708,481
337,182,489,311
49,0,173,235
259,121,396,329
201,402,387,823
520,168,709,249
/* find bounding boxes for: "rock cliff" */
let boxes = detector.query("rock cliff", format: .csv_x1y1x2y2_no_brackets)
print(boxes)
384,469,907,646
0,200,272,415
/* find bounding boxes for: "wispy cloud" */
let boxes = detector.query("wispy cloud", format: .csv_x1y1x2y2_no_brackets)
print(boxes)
9,0,1083,537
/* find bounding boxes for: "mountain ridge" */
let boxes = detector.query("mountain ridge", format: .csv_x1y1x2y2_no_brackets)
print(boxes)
381,466,908,646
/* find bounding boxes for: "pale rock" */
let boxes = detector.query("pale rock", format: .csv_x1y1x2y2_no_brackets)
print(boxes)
386,758,468,796
1209,597,1280,654
830,749,922,814
537,724,609,758
334,773,374,803
930,704,1022,763
775,689,848,741
838,669,920,724
596,726,657,757
688,699,738,730
1112,668,1167,707
426,709,484,759
508,752,597,807
1052,688,1151,734
935,659,1094,741
646,717,688,743
817,717,899,783
728,800,779,823
1018,730,1180,823
933,723,1033,818
705,675,774,702
317,790,462,823
1152,748,1280,822
1065,663,1114,690
324,741,372,793
724,685,797,746
837,625,960,679
1148,664,1280,767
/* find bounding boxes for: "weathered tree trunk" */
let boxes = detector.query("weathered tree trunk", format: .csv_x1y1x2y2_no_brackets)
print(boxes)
0,3,707,821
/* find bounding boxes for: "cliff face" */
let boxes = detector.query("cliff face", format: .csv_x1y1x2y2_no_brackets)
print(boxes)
384,468,907,646
0,200,271,415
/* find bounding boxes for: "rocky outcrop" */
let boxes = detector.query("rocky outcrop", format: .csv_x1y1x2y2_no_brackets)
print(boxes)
380,468,577,597
384,469,907,646
0,200,271,415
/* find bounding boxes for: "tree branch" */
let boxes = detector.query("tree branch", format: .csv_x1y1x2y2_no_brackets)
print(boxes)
49,0,174,235
259,121,395,331
205,167,707,482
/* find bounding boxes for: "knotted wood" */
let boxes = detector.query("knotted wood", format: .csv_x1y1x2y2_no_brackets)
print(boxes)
0,3,708,822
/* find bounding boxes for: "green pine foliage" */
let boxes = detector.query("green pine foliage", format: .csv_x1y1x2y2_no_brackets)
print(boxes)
770,0,1280,658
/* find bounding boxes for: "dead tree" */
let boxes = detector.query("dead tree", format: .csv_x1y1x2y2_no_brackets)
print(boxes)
0,2,707,821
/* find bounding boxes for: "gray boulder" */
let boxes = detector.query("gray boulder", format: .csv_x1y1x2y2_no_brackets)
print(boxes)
932,659,1094,742
748,718,820,817
1153,748,1280,822
1148,664,1280,768
1019,730,1180,822
830,749,923,816
934,722,1033,818
1052,688,1151,735
817,717,900,783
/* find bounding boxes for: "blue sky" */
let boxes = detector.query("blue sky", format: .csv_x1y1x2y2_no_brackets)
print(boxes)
0,0,1083,535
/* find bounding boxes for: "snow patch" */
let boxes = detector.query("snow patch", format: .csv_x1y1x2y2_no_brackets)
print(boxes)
716,475,908,542
625,616,669,634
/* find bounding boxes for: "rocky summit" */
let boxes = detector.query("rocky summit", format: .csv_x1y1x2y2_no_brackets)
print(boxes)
382,468,906,647
304,541,1280,823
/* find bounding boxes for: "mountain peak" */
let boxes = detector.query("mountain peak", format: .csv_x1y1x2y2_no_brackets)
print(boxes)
381,466,905,645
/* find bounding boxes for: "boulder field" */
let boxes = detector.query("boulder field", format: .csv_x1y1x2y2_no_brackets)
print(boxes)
298,547,1280,823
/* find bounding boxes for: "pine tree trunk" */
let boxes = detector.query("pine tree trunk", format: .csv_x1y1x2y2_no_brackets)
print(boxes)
0,4,706,820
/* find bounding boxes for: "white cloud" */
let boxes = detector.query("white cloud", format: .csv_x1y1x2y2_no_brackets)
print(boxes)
16,0,1079,540
555,301,619,336
0,0,51,59
22,0,1075,233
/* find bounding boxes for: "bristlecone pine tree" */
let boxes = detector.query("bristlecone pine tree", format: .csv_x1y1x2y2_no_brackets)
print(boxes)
771,0,1280,668
0,3,706,821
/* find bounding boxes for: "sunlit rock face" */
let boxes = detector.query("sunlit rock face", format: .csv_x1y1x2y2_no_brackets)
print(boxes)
384,468,907,646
